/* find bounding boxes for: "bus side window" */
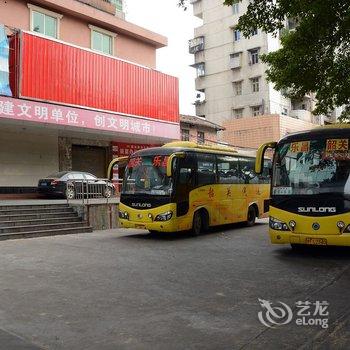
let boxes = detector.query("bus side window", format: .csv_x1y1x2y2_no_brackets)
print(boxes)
179,168,193,185
217,156,241,184
239,158,259,184
197,154,217,186
177,155,195,185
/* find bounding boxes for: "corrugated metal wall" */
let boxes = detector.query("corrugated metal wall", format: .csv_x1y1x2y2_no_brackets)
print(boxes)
7,31,20,97
19,32,179,123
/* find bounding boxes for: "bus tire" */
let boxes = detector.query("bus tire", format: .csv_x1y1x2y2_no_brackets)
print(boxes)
192,211,203,236
202,210,209,232
191,209,209,236
246,206,256,227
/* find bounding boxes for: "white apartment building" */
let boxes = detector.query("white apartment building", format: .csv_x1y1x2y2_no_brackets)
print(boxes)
190,0,336,146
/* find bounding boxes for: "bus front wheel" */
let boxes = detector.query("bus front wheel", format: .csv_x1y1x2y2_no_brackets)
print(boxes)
246,206,256,227
192,210,208,236
192,211,203,236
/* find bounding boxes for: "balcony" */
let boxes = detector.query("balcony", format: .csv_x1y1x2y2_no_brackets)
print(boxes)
189,36,204,54
191,62,205,78
289,109,313,123
76,0,118,16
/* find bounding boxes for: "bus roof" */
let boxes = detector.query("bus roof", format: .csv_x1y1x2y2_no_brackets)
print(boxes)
131,141,257,158
162,141,237,153
279,124,350,144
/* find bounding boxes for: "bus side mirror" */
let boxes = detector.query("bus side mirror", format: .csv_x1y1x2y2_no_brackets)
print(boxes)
107,156,129,180
166,152,185,177
255,142,277,174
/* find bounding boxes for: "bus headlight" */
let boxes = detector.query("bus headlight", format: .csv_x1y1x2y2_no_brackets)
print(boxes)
269,217,290,231
343,224,350,233
119,211,129,220
289,220,296,230
337,221,345,229
155,211,173,221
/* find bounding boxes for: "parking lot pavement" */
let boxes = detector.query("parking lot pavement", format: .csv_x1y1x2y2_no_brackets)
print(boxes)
0,221,349,350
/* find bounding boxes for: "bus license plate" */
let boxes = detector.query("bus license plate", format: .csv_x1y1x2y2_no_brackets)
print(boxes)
305,238,327,246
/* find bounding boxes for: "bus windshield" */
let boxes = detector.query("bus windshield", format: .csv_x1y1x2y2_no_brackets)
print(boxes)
122,155,172,196
273,138,350,196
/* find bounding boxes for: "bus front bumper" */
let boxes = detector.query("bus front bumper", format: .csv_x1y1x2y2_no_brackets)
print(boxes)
269,230,350,247
268,206,350,246
119,218,180,233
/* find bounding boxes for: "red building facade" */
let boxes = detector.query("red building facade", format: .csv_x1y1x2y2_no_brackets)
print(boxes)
0,0,179,193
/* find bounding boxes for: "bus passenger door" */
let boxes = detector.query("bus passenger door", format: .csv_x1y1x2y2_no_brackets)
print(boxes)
174,154,196,222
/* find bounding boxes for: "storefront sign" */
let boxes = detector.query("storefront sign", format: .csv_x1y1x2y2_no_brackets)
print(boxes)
0,96,180,140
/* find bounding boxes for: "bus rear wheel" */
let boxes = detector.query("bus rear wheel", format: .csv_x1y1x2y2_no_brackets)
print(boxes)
246,206,256,227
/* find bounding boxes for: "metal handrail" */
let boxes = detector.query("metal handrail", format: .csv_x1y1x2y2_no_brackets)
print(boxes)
66,178,116,205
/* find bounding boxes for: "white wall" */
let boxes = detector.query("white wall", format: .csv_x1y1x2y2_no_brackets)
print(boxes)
0,126,59,187
193,0,278,125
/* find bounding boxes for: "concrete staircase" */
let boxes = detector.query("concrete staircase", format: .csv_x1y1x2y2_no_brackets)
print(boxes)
0,203,93,240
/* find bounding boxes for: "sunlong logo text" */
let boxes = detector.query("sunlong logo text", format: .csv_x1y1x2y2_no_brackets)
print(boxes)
131,202,152,208
298,207,336,213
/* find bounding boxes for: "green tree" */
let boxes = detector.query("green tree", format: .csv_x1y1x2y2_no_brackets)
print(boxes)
181,0,350,120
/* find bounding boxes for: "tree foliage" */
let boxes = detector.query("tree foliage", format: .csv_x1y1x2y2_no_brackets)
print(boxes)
180,0,350,120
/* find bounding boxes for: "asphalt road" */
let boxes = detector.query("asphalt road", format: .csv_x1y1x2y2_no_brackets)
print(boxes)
0,221,349,350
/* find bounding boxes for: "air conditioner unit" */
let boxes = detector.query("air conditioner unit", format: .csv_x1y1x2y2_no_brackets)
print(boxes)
229,53,241,69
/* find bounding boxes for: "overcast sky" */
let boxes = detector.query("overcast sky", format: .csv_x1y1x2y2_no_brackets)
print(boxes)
125,0,202,116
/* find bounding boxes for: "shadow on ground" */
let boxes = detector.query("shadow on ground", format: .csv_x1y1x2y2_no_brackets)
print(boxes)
119,221,267,241
274,244,350,261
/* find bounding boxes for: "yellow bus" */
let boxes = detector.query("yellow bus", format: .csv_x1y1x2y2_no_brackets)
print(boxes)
109,141,270,235
255,125,350,248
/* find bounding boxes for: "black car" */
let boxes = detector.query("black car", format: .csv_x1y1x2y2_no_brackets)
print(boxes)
38,171,115,199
